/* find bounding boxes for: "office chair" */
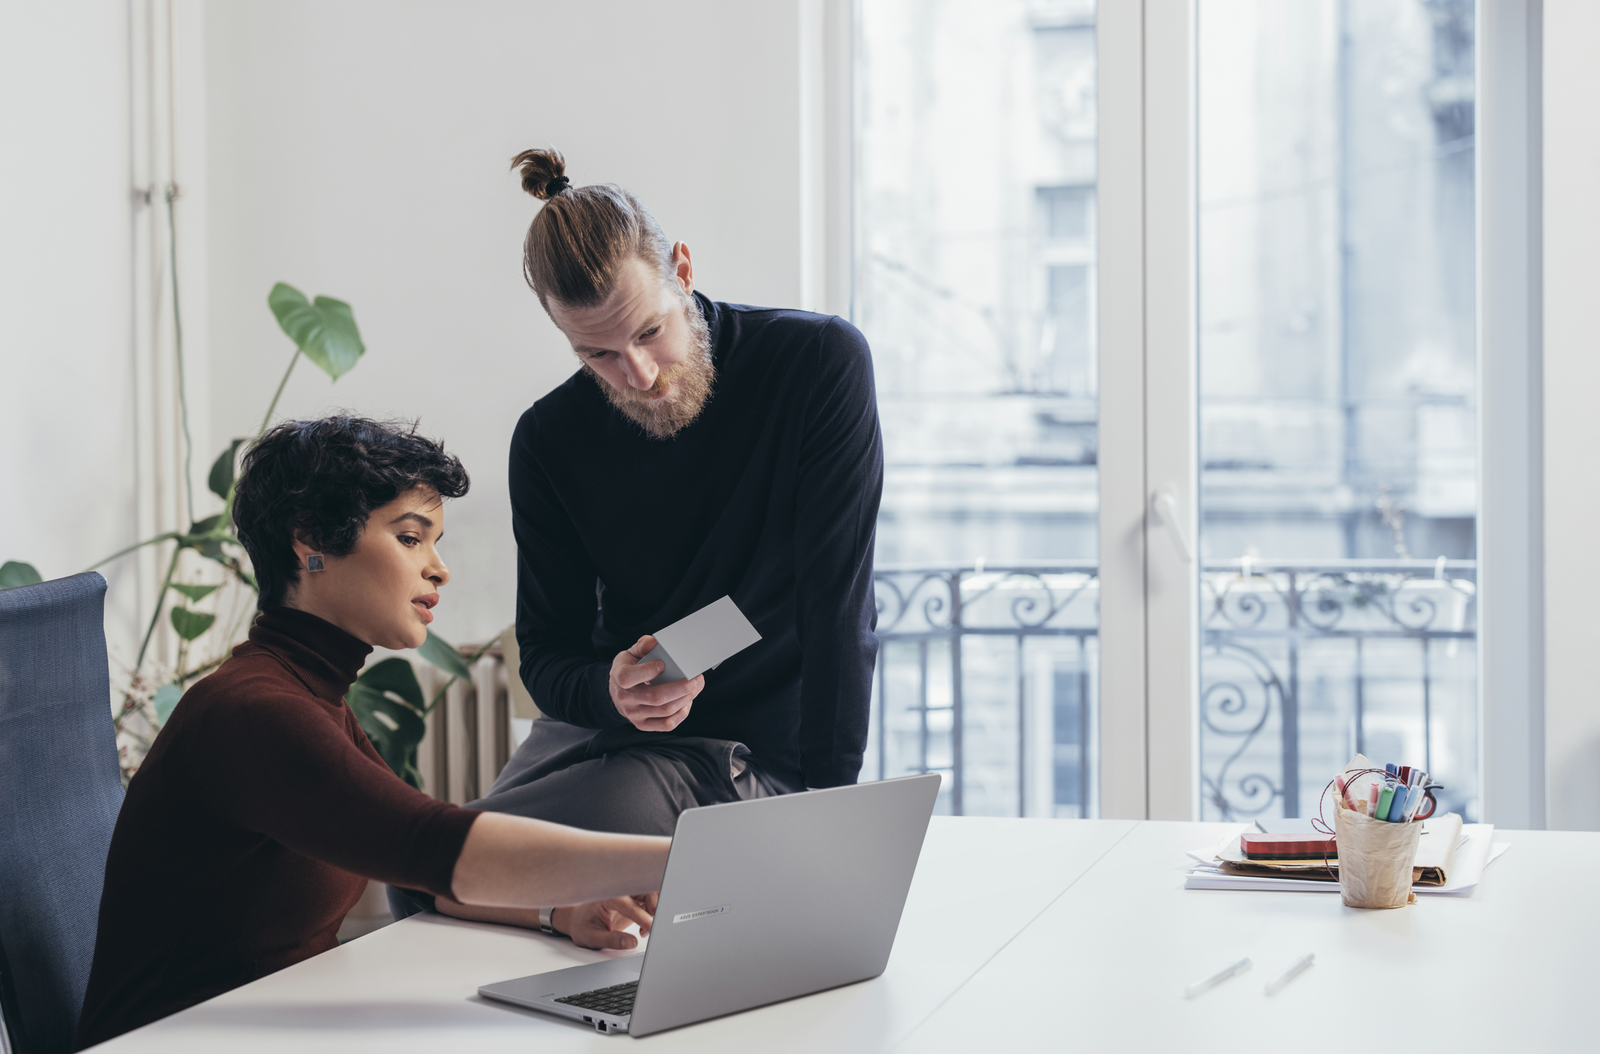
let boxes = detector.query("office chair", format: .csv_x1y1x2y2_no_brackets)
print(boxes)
0,573,124,1054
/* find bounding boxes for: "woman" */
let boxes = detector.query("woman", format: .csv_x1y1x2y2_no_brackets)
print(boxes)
76,416,668,1050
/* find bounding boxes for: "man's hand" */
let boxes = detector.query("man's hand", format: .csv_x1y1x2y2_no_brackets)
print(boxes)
552,894,659,950
610,635,703,732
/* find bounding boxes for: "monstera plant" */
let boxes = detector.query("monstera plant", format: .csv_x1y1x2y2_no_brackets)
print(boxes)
2,283,478,789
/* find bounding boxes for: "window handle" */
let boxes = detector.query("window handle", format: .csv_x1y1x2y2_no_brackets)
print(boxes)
1151,488,1193,563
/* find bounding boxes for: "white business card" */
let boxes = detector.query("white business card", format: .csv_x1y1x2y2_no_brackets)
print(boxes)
636,595,762,685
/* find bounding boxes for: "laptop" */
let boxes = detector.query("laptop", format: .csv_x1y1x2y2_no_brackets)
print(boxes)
478,772,940,1036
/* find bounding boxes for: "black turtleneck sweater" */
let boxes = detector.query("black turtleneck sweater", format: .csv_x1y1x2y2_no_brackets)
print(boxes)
511,294,884,789
75,608,479,1050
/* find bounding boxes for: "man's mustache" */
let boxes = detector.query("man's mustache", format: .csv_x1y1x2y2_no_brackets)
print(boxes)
614,363,683,405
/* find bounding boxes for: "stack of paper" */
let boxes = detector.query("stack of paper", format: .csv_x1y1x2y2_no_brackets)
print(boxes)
1184,823,1510,897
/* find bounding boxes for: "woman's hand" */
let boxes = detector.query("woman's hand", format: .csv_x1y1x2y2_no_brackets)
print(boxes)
553,894,659,950
609,635,703,731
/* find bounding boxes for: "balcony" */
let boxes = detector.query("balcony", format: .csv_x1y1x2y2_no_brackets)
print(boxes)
865,559,1478,821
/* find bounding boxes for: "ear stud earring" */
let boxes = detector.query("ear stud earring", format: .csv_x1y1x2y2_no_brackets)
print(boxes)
306,554,326,572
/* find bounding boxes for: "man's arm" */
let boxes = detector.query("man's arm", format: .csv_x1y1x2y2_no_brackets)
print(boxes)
791,318,884,788
509,409,629,729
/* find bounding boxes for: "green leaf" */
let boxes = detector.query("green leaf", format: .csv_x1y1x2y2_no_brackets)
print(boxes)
153,684,183,723
182,516,229,562
170,582,220,603
417,628,472,682
348,658,427,786
169,607,216,641
208,438,246,501
0,561,43,590
268,283,366,380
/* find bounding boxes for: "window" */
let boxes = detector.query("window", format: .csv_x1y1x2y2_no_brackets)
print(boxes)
1196,0,1479,821
849,0,1503,823
855,0,1101,817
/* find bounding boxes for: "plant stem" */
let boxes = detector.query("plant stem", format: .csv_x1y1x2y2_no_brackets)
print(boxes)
257,348,303,439
135,545,183,671
418,641,497,717
84,532,182,573
212,593,256,672
177,651,231,683
166,186,197,526
223,347,306,525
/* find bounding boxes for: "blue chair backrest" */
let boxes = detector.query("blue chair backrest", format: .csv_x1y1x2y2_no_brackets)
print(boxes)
0,573,123,1054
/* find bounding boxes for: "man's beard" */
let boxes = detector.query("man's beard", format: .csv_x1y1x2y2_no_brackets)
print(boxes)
585,292,715,440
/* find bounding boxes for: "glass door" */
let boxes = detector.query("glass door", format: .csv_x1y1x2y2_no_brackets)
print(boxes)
1195,0,1479,822
854,0,1100,817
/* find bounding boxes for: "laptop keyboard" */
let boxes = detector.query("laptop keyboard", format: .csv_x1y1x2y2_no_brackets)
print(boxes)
555,981,637,1017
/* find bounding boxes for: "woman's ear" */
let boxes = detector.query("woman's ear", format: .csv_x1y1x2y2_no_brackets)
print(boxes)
288,531,320,567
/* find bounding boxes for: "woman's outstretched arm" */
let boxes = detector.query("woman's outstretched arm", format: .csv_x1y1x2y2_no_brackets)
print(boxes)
448,811,669,909
433,894,658,950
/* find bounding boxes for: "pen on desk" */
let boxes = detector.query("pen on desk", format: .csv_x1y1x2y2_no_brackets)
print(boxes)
1402,770,1428,821
1263,953,1315,996
1183,957,1251,999
1368,781,1380,817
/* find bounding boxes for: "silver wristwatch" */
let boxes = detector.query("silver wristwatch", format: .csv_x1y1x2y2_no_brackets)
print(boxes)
539,907,559,936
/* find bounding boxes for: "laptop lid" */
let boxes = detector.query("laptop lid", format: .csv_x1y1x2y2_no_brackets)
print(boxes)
627,773,940,1037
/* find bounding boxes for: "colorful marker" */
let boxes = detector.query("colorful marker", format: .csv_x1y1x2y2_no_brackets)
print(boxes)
1376,783,1396,822
1336,775,1356,811
1401,770,1427,821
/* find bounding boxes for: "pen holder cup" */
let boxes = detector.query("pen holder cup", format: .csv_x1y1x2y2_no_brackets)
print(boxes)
1333,803,1422,909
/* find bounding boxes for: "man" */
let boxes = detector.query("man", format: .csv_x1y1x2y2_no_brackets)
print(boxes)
471,147,883,838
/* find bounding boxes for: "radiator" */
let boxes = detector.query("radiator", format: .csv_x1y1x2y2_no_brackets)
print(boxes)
412,628,540,805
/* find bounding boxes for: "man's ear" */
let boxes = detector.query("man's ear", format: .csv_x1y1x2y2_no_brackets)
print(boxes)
672,242,694,296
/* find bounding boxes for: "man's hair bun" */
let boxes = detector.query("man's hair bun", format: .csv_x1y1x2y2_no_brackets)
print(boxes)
511,147,570,201
509,145,672,311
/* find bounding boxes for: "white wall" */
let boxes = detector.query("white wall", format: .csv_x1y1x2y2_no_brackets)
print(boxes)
1543,0,1600,831
202,0,806,646
0,2,145,658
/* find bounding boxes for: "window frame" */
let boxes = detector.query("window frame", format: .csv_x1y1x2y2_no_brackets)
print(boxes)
825,0,1541,823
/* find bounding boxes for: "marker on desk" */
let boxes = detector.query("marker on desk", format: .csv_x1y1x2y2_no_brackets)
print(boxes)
1401,770,1427,821
1263,953,1315,996
1184,957,1251,999
1376,783,1396,823
1367,782,1380,817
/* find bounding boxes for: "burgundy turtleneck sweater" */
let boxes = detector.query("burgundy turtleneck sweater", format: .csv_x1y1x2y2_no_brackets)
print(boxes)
75,607,479,1050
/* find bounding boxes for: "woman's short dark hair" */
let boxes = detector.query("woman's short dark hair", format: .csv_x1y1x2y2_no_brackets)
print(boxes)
233,415,470,608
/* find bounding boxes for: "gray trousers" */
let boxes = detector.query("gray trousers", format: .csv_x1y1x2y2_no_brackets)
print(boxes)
387,719,796,920
468,718,796,835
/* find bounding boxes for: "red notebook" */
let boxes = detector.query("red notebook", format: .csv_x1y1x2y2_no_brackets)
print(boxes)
1239,831,1336,860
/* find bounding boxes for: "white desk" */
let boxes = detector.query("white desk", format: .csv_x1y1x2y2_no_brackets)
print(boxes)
89,819,1596,1052
901,822,1599,1053
89,817,1135,1052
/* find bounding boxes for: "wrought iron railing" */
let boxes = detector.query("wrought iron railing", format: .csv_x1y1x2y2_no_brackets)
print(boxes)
869,558,1477,820
870,562,1099,817
1199,558,1476,821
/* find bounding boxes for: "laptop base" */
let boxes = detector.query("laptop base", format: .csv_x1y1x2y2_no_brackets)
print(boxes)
479,954,643,1034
